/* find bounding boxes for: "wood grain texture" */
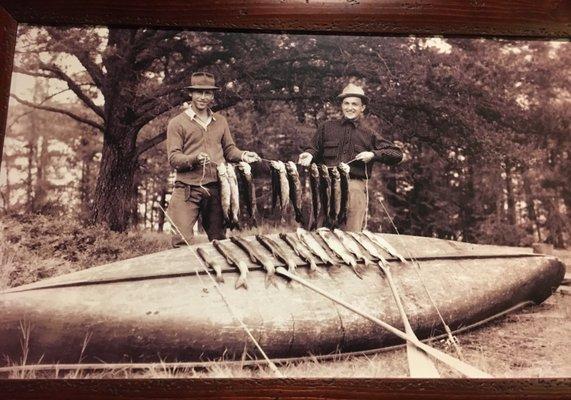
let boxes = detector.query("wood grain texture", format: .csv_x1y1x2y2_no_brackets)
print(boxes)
0,1,570,398
0,6,16,166
1,378,571,399
0,0,570,37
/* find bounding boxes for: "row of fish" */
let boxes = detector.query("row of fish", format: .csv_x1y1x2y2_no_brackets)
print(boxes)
217,161,352,230
196,228,406,289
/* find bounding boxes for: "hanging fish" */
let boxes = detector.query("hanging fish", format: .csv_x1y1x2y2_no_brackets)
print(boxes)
230,236,276,286
309,163,321,230
212,239,249,289
217,163,231,227
279,232,318,274
333,229,374,267
270,162,280,212
338,162,350,226
329,167,341,227
285,161,304,224
363,230,407,263
319,165,332,227
226,163,240,229
196,246,225,283
237,161,257,227
296,227,334,265
315,228,364,278
256,235,297,274
270,161,290,212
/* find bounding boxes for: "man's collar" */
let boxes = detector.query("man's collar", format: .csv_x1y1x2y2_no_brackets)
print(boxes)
341,116,359,126
185,106,216,121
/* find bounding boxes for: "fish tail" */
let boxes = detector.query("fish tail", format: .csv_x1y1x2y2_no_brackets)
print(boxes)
216,273,225,283
235,276,248,289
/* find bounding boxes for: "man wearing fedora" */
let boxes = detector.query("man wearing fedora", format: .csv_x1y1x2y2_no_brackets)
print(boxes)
167,72,260,245
298,83,403,231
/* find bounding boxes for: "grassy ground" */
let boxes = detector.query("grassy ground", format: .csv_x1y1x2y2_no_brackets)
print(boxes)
1,214,570,378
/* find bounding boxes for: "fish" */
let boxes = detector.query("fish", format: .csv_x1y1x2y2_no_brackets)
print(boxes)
315,228,364,278
237,162,257,226
279,232,318,274
196,246,225,283
226,163,240,229
329,167,341,227
270,162,280,212
333,229,374,267
319,165,332,227
285,161,304,224
296,227,334,265
212,239,249,289
217,163,231,227
338,162,350,226
229,236,276,285
347,232,389,265
256,235,297,274
276,161,290,211
362,230,407,263
309,164,321,230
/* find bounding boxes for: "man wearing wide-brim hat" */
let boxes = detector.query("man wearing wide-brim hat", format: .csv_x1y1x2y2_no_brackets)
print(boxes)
166,72,260,245
298,83,403,231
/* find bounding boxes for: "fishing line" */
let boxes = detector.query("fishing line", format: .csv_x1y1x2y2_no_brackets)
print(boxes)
364,167,369,230
157,203,284,377
377,199,463,358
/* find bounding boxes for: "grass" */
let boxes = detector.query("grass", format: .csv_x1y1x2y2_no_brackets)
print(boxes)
1,213,570,378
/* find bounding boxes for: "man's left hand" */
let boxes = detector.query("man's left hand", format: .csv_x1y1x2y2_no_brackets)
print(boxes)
355,151,375,163
242,151,261,163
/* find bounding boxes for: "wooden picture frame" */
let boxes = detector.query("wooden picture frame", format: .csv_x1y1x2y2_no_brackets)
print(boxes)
0,1,570,398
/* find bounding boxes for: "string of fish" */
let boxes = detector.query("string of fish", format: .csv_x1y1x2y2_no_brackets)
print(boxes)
157,203,284,377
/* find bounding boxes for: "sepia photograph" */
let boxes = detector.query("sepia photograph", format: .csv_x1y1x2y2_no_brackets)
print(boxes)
0,25,569,380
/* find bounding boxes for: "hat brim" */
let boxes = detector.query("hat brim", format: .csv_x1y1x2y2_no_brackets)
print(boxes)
338,93,369,103
186,85,220,90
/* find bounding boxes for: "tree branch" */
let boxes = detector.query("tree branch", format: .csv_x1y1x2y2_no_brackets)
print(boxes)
39,63,105,119
136,131,166,156
10,94,104,132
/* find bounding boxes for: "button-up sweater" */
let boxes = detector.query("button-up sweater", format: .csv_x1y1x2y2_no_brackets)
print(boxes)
167,110,244,185
305,118,403,179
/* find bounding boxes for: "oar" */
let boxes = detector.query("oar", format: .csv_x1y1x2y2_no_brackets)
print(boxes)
275,266,491,378
377,261,440,377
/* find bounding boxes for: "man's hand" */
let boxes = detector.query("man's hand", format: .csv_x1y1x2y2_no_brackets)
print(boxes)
355,151,375,163
298,152,313,167
242,151,261,163
196,152,211,166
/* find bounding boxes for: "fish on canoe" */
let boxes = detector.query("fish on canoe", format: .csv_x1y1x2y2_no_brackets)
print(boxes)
315,228,364,278
279,232,318,274
212,239,249,289
296,227,335,265
230,236,276,286
0,231,565,364
333,229,374,267
196,246,225,283
256,234,297,274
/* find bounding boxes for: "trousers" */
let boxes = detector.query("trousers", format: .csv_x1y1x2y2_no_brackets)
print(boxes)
167,181,225,246
342,179,367,232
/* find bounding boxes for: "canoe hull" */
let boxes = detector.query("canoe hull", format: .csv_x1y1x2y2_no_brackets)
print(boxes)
0,233,565,364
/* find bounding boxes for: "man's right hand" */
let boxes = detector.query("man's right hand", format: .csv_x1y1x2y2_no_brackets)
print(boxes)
196,152,210,166
298,152,313,167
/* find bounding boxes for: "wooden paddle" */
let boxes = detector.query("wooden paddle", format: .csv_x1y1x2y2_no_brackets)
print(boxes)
377,261,440,377
275,266,492,378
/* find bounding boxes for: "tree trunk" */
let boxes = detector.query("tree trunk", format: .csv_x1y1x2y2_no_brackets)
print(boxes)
522,172,541,241
90,136,138,232
504,162,517,226
157,188,167,232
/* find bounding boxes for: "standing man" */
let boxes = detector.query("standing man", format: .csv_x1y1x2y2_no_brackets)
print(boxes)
167,72,260,246
298,83,403,231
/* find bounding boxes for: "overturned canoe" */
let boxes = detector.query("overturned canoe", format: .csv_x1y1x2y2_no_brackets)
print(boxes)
0,231,565,365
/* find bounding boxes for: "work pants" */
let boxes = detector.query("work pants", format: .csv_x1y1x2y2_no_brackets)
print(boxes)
343,179,367,232
167,181,225,247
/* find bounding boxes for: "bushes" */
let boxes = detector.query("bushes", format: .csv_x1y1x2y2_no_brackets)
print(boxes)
0,214,171,288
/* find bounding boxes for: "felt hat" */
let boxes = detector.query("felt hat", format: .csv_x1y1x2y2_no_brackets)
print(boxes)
185,72,220,90
337,83,369,103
